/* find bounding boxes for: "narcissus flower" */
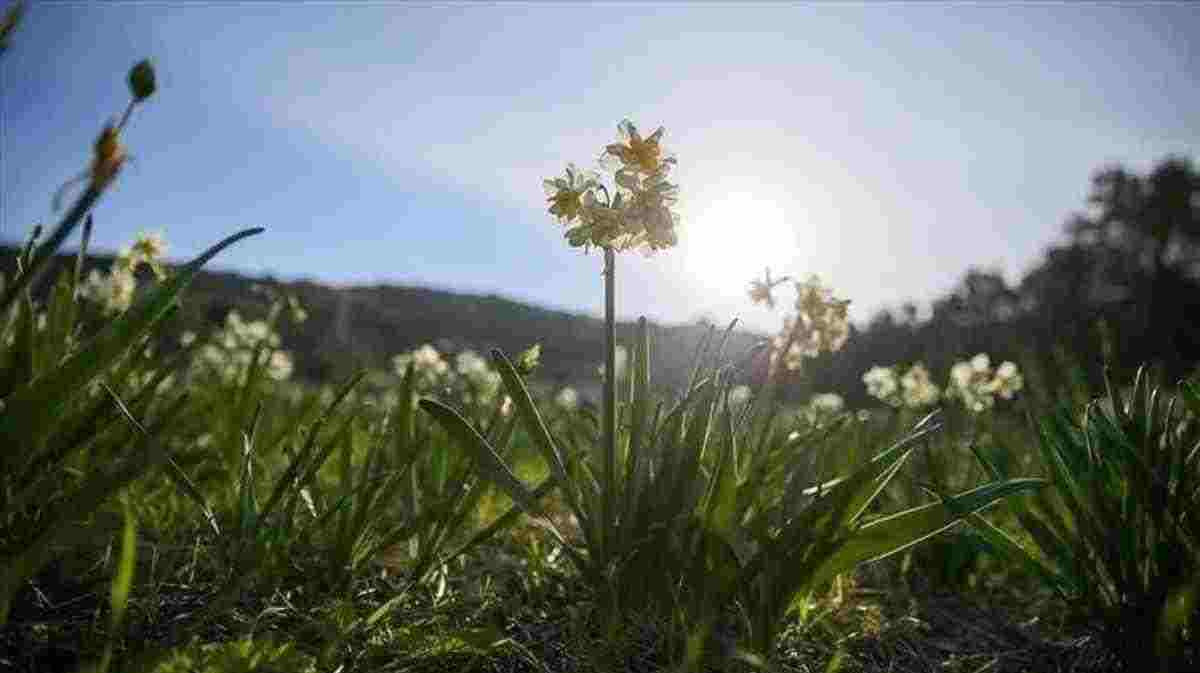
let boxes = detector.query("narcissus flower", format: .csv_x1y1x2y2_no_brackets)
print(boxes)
810,392,845,415
767,275,851,373
863,366,900,406
989,361,1023,400
900,363,941,407
945,353,1019,413
543,120,681,255
748,268,789,309
82,266,136,314
544,163,597,224
604,120,674,176
129,231,168,279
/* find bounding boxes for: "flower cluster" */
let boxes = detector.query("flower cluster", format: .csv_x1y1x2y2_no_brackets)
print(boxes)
862,365,901,407
191,310,294,384
863,355,1021,413
543,120,680,255
865,362,943,409
80,231,169,315
947,354,1023,413
754,273,851,373
900,363,942,408
392,344,449,390
392,344,532,416
801,392,845,426
454,349,504,407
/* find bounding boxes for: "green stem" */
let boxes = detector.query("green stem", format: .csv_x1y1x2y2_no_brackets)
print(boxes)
603,246,617,560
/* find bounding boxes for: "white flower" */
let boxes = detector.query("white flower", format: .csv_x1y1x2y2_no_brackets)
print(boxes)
947,354,997,413
802,392,845,427
990,361,1023,400
266,350,293,381
950,361,975,391
456,350,489,378
82,266,136,314
394,344,450,389
863,366,900,406
555,387,579,410
129,231,168,277
900,363,941,408
810,392,844,415
413,344,448,376
188,310,294,384
131,231,167,261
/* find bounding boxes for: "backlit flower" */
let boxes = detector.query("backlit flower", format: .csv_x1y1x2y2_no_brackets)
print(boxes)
947,353,997,413
605,120,672,176
544,164,596,224
900,363,941,408
863,366,901,406
989,361,1023,400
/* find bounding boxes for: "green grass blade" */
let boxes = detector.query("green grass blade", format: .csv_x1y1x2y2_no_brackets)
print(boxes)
419,398,541,518
97,501,138,673
0,390,187,624
258,371,365,524
804,478,1046,593
0,227,264,448
968,512,1074,598
491,349,570,494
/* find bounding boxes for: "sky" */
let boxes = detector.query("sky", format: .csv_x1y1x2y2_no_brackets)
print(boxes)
2,1,1198,334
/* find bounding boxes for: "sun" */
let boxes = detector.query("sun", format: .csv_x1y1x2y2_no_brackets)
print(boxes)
682,191,799,296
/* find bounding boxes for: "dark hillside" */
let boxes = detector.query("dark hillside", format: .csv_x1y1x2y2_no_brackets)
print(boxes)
0,245,764,391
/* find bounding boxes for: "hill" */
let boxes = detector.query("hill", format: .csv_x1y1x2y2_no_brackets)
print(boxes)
0,245,765,394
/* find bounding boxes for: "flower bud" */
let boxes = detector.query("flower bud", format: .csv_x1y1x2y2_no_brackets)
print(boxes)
128,59,157,101
515,342,541,375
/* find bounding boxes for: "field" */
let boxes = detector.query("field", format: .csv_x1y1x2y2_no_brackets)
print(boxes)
4,14,1200,673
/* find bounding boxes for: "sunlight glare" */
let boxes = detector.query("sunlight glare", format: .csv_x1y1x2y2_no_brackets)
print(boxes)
683,191,799,296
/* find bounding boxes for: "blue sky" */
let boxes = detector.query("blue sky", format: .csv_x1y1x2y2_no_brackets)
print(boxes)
3,2,1197,333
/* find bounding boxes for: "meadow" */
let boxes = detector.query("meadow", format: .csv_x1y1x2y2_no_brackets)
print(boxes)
4,17,1200,673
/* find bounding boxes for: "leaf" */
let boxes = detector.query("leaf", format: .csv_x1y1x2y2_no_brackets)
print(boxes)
420,399,541,518
93,501,138,673
804,478,1046,594
0,228,264,448
258,371,365,524
491,350,570,493
0,391,187,625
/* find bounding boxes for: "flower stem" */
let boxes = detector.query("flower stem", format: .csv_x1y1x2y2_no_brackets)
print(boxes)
603,246,617,557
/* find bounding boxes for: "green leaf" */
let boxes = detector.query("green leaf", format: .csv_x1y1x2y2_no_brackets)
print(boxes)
0,390,187,625
805,478,1046,593
968,512,1073,598
97,502,138,673
258,371,364,524
491,349,570,499
0,227,264,449
420,399,541,518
